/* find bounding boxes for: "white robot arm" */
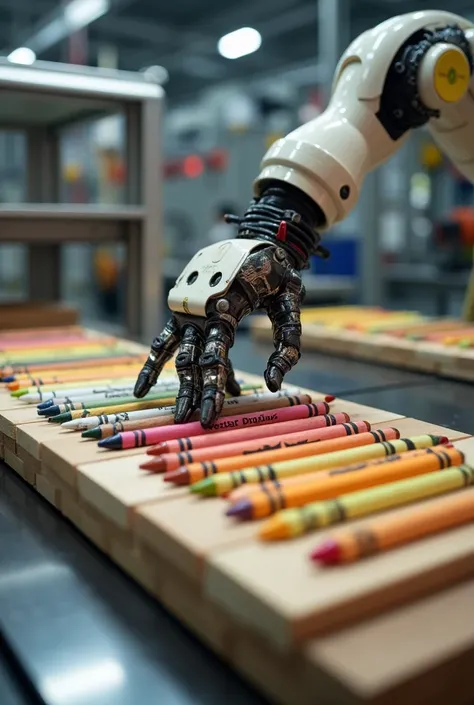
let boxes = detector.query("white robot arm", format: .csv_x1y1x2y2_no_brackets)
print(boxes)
257,10,474,230
136,10,474,427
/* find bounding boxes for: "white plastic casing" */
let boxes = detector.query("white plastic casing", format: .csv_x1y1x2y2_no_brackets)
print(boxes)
167,239,262,317
255,10,474,230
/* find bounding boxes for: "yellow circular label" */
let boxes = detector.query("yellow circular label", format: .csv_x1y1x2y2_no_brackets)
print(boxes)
434,48,470,103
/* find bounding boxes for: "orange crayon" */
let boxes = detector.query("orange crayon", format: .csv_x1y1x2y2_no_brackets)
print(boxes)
141,420,370,474
228,443,452,503
225,444,462,520
147,412,350,456
164,427,395,485
311,486,474,565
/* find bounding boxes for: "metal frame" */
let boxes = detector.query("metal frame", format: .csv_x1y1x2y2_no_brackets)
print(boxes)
0,59,164,343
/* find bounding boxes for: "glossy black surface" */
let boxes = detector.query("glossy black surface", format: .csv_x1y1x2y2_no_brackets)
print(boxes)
232,331,432,395
0,465,270,705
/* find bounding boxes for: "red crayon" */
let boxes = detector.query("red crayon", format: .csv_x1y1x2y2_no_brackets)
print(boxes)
98,402,332,450
141,420,370,473
146,412,350,456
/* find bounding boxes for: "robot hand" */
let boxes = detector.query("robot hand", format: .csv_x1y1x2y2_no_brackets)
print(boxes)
135,182,325,427
134,239,306,428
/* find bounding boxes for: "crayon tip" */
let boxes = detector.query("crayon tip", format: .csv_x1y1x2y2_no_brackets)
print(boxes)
11,389,27,397
82,427,101,440
1,376,15,383
146,444,164,456
139,458,164,472
226,499,253,520
439,436,449,445
98,434,121,450
40,405,60,417
7,383,20,391
37,399,55,410
324,395,336,402
189,479,216,496
309,539,341,565
49,413,70,424
163,467,189,484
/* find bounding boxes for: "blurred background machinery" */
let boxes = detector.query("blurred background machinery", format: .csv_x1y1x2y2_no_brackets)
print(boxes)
0,0,474,335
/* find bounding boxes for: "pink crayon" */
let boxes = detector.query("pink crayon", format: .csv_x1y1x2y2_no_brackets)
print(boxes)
98,401,333,450
147,411,350,456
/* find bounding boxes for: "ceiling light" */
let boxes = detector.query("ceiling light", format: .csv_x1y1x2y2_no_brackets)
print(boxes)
64,0,109,31
7,47,36,65
218,27,262,60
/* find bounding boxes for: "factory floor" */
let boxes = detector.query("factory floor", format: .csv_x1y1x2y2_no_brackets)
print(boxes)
0,329,473,705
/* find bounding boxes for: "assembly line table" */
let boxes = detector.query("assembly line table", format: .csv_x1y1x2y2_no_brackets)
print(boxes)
0,331,473,705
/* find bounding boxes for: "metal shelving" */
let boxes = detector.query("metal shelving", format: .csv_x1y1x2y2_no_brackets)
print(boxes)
0,58,164,343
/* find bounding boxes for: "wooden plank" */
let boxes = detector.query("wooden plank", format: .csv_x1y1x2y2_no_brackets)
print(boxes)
135,494,259,583
17,447,41,476
0,407,42,439
35,473,59,506
376,417,470,441
76,453,188,530
205,503,474,652
16,421,72,461
329,400,404,425
41,435,145,487
305,580,474,705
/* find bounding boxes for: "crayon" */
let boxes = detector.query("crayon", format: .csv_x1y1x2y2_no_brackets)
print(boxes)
10,365,149,393
229,443,453,504
98,402,333,450
62,389,305,430
0,349,146,374
23,377,180,404
0,336,117,352
48,398,180,423
260,463,474,541
165,427,397,485
10,367,147,392
0,353,149,378
39,389,181,417
34,379,180,408
226,445,463,519
141,420,371,474
5,356,146,382
33,378,259,404
388,320,463,338
310,483,474,565
192,435,445,497
12,376,139,398
0,344,124,364
147,412,351,456
0,325,83,340
42,382,261,418
83,393,312,439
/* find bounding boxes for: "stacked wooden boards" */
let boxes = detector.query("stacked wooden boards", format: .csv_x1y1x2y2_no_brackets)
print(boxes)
1,332,474,705
251,307,474,382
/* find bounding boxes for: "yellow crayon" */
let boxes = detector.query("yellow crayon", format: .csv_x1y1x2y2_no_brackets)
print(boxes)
193,435,445,496
259,463,474,540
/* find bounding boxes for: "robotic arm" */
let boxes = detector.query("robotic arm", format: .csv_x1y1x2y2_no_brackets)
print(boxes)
135,10,474,427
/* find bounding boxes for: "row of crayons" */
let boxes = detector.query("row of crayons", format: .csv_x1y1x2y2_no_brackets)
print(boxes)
302,305,474,346
3,326,474,567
